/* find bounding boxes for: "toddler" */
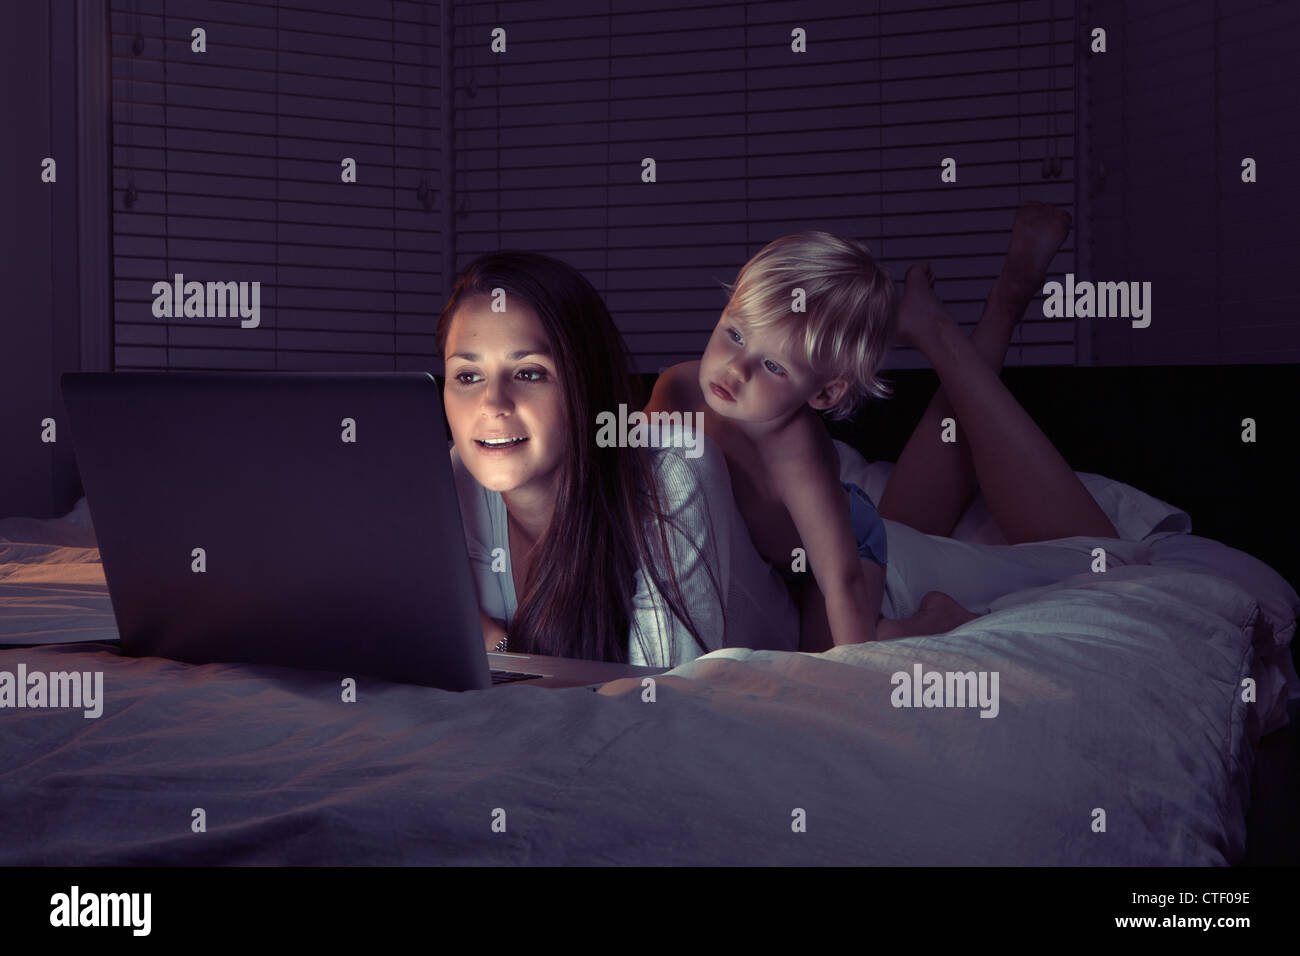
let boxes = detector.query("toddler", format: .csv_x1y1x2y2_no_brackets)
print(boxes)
646,232,977,646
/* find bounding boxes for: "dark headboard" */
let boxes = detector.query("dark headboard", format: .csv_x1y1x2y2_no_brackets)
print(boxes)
642,364,1299,600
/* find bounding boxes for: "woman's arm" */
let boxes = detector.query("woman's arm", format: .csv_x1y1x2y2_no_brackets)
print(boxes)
479,610,508,652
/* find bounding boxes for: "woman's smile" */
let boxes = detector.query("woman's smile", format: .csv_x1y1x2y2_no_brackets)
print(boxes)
475,435,529,452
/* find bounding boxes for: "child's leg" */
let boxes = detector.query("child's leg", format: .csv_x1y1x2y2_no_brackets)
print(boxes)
894,267,1117,545
878,201,1072,538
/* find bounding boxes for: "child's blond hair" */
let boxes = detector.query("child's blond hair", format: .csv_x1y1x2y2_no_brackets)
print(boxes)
719,231,896,420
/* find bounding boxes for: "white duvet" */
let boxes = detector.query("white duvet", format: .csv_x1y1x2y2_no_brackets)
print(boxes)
1,469,1297,864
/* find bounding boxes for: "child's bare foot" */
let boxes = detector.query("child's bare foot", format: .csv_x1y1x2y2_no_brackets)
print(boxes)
876,590,981,640
994,200,1071,311
895,262,954,351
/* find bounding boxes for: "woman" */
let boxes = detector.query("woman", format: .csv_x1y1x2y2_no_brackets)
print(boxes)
877,201,1118,547
835,201,1127,633
438,251,800,667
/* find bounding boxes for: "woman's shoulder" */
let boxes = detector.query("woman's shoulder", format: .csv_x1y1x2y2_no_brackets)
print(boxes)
645,429,728,509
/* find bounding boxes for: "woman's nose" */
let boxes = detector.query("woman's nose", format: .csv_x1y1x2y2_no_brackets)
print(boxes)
480,379,512,414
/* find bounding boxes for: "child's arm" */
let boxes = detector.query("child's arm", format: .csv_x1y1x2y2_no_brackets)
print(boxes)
769,419,882,645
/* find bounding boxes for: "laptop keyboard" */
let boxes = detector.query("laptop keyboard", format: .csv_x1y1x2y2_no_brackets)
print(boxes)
490,669,545,685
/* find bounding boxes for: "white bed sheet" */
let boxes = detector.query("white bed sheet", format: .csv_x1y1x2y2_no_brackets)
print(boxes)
0,560,1271,864
3,476,1297,737
0,477,1294,862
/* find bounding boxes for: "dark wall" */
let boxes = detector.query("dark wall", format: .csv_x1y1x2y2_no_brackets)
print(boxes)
451,0,1082,372
1085,0,1300,364
0,3,92,521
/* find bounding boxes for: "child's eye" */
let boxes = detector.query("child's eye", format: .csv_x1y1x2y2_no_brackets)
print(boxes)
764,360,786,376
453,370,482,385
516,368,547,382
727,327,743,345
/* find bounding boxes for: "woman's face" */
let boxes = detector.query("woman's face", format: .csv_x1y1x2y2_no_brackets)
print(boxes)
442,295,568,503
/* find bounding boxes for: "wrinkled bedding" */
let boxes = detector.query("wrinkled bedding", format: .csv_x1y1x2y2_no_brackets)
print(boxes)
0,478,1296,864
0,566,1269,865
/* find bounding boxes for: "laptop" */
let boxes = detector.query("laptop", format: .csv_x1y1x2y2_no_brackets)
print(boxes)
60,371,668,692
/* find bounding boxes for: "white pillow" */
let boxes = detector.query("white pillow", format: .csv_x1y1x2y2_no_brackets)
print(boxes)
833,440,1299,731
60,496,96,529
1144,532,1300,731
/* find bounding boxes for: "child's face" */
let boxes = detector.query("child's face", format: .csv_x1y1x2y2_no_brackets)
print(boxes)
442,295,568,502
698,308,826,426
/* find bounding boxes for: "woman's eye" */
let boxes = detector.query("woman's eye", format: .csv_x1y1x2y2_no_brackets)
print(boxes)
727,327,743,344
453,370,481,385
764,360,786,376
516,368,547,382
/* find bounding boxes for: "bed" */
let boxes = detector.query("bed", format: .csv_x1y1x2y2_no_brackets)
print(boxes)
2,444,1296,866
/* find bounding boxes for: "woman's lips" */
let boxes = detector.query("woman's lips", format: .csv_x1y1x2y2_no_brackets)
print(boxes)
475,436,528,453
709,382,735,402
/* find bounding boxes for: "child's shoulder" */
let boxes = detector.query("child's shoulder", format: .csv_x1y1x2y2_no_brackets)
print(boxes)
766,407,839,472
648,361,704,411
770,403,830,446
658,360,700,385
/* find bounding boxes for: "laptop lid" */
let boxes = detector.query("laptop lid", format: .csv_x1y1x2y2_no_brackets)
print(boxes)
61,370,493,691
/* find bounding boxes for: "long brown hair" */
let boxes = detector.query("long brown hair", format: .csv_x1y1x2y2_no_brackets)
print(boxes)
437,251,716,664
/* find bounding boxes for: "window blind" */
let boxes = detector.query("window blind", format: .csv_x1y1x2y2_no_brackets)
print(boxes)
110,0,445,371
1085,0,1300,364
454,0,1079,372
111,0,1077,373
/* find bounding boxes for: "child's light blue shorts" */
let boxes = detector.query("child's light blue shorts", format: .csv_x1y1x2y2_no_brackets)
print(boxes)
842,481,888,566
